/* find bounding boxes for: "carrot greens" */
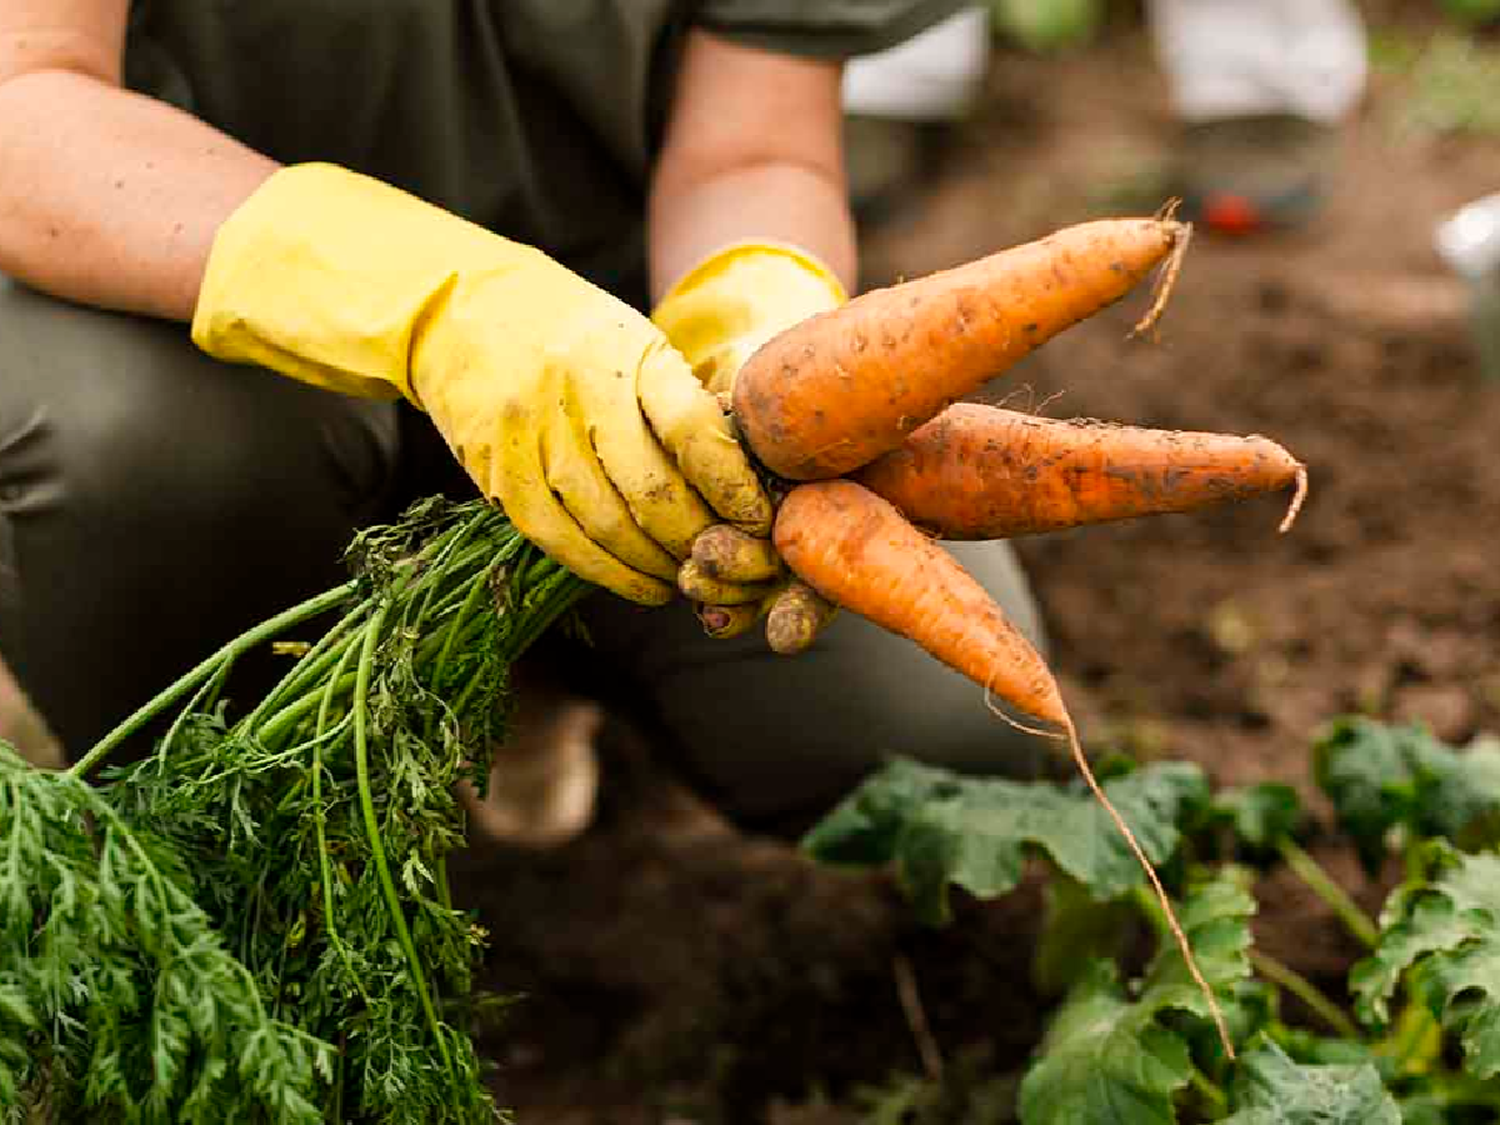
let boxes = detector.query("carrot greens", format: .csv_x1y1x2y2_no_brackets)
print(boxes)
2,497,589,1123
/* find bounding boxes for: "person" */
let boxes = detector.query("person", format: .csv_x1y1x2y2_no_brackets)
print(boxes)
1147,0,1368,234
0,1,1051,839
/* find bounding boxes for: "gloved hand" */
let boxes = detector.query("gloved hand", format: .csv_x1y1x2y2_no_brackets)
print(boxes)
192,164,771,605
651,242,848,643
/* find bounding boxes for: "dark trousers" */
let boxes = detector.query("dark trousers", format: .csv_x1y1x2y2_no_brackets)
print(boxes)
0,277,1052,822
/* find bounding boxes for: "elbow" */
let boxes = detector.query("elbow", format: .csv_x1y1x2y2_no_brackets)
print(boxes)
0,68,110,284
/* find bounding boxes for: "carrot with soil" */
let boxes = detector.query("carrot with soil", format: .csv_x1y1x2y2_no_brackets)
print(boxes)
772,479,1236,1057
733,216,1190,481
852,402,1309,539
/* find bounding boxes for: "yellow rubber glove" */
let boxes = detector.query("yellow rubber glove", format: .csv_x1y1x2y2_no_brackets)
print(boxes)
651,243,847,636
652,241,847,399
193,164,771,605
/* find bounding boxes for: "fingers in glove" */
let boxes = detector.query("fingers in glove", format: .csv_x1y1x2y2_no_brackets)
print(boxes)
489,414,675,606
637,340,774,536
678,559,778,606
542,403,681,581
691,524,783,583
765,581,838,655
695,601,766,640
566,349,716,559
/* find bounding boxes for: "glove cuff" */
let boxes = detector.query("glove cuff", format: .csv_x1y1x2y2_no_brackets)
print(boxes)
651,241,847,393
192,162,526,405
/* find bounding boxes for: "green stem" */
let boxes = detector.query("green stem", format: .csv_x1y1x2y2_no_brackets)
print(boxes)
507,574,591,659
351,599,454,1080
241,600,369,731
1190,1070,1228,1118
407,533,493,633
1249,950,1360,1039
313,639,369,1006
158,656,236,760
423,569,493,746
1130,882,1168,939
256,672,358,748
1403,835,1431,887
70,583,356,779
1383,1000,1440,1077
1277,837,1379,950
433,569,490,690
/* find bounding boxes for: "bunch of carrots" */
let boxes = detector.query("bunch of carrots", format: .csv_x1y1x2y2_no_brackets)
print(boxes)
691,210,1306,1055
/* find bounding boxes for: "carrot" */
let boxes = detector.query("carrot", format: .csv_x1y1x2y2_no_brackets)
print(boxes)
774,481,1066,722
772,479,1234,1058
734,216,1190,481
853,403,1308,539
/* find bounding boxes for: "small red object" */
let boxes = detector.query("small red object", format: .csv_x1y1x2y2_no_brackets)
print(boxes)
1201,193,1263,236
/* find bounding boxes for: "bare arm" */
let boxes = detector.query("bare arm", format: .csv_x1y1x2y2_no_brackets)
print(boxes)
0,0,278,321
648,29,857,302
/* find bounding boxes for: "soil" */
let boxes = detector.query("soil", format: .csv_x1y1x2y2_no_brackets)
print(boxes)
456,11,1500,1122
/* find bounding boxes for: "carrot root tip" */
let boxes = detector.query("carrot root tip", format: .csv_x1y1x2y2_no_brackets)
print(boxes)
981,689,1066,741
1056,713,1236,1062
1130,219,1193,341
1279,465,1309,534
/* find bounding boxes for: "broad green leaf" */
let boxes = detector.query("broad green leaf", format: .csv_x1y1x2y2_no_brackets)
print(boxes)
1220,1040,1399,1124
1018,961,1194,1125
1351,845,1500,1078
803,758,1209,924
1413,734,1500,849
1017,871,1255,1125
1202,783,1303,860
1312,717,1425,871
1033,874,1137,997
1313,718,1500,868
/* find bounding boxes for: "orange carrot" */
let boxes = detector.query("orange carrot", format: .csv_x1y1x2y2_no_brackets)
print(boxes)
772,479,1234,1058
734,216,1190,481
853,403,1308,539
773,480,1065,724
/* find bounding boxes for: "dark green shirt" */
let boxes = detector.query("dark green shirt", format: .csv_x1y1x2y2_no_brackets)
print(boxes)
123,0,966,303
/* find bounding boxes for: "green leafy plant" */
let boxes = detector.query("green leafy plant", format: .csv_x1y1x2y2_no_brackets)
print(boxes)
1378,27,1500,138
804,718,1500,1123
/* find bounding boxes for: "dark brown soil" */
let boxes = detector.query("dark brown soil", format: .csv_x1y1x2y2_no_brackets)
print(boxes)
457,13,1500,1121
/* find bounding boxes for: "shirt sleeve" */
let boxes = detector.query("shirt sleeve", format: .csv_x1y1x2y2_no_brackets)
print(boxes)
693,0,976,59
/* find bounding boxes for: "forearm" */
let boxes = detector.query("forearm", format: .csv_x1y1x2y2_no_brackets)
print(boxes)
647,28,857,303
0,69,277,321
648,159,856,303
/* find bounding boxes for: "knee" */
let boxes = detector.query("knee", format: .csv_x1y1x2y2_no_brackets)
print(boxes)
0,278,399,537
